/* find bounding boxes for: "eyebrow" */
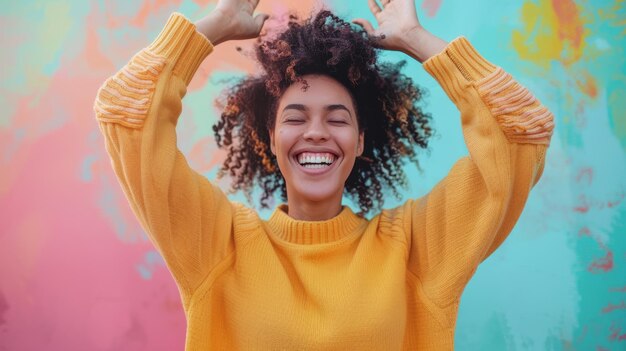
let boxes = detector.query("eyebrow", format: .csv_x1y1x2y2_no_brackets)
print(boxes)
282,104,353,118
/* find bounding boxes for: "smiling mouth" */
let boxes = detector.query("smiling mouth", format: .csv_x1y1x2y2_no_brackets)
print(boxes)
296,152,337,169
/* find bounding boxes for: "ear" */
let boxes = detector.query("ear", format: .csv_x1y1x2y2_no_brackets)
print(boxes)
269,129,276,155
357,131,364,156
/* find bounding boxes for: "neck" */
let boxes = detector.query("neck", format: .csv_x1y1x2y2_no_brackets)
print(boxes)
286,196,343,221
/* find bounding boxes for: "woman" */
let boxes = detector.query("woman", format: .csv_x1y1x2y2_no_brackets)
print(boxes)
94,0,554,349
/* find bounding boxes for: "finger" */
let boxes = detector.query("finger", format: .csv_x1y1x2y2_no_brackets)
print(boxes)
381,0,391,6
351,19,376,36
368,0,382,14
254,13,270,32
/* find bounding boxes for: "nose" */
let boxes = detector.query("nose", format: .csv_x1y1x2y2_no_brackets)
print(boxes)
303,118,330,142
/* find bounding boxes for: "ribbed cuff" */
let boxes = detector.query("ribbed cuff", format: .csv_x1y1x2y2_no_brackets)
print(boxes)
147,12,214,85
423,37,496,101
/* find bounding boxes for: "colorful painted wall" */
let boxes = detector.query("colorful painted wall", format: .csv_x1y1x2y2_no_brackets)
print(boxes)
1,0,624,350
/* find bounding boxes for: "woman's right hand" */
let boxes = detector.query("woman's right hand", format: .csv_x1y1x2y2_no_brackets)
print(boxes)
195,0,269,45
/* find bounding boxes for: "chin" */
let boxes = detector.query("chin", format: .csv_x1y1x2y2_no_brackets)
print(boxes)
292,183,342,203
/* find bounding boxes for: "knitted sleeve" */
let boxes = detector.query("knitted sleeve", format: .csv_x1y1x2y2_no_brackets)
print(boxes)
94,13,235,301
403,38,554,312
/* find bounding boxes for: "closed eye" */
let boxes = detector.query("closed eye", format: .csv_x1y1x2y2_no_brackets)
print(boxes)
284,118,305,124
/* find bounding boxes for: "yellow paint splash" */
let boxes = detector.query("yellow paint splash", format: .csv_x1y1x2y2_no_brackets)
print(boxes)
512,0,587,67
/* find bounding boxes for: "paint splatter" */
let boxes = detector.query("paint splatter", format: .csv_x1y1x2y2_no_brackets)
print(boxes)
578,227,615,273
609,286,626,293
136,250,166,280
601,301,626,313
575,70,599,99
574,194,590,213
609,324,626,341
588,250,614,273
512,0,587,67
576,167,593,185
421,0,442,17
573,193,626,213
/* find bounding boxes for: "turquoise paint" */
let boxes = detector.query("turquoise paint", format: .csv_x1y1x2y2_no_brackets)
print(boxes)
43,51,62,76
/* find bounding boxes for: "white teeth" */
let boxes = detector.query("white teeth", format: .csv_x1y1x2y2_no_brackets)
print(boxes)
297,152,336,166
303,164,327,169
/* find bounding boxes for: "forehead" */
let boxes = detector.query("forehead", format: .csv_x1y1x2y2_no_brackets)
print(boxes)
278,75,354,108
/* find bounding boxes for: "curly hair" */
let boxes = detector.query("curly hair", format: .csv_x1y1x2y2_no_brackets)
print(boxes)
212,10,433,215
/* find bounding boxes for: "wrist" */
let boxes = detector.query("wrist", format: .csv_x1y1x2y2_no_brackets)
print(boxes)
400,28,448,63
195,11,232,45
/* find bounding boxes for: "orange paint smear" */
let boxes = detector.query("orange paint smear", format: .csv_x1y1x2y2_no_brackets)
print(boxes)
575,70,598,99
551,0,584,49
132,0,185,27
512,0,587,67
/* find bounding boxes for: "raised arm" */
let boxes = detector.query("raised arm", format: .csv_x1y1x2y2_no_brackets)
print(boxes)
94,2,268,301
408,39,553,308
356,0,554,311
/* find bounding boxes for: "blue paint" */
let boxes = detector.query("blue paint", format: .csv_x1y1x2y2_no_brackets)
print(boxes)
80,155,97,182
136,250,166,280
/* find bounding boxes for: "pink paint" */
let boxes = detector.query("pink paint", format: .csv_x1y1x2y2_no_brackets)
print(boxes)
0,6,187,349
574,194,590,213
573,193,625,213
607,192,625,208
609,286,626,293
0,120,186,350
578,226,591,237
578,227,614,273
421,0,443,17
131,0,185,27
609,325,626,341
188,137,227,173
601,301,626,313
575,167,593,185
588,250,614,273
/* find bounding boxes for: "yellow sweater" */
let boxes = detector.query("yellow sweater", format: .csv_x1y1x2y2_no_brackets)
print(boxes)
94,13,554,351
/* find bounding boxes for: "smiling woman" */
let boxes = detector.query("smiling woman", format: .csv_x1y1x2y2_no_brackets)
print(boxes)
213,11,432,219
94,0,554,349
270,75,365,220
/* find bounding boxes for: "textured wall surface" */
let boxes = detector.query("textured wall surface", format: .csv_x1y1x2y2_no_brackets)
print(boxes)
1,0,625,350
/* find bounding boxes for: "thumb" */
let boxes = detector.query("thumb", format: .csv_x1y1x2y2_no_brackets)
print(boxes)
254,13,270,32
352,18,376,36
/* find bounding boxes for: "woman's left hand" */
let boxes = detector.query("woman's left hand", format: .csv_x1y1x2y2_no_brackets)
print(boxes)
352,0,422,52
353,0,448,63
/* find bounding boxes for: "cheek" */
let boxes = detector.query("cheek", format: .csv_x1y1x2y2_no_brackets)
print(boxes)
274,129,294,156
340,132,361,155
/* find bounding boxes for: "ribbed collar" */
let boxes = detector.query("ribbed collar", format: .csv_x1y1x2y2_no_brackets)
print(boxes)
267,204,364,245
